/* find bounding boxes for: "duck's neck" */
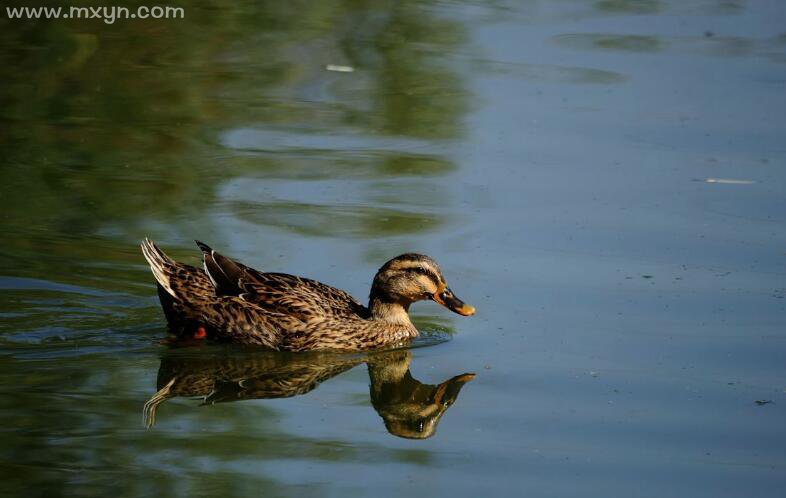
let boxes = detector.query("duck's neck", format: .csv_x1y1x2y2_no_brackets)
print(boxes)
368,297,414,326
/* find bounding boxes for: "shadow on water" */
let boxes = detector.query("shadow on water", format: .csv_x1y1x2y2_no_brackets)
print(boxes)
143,347,474,440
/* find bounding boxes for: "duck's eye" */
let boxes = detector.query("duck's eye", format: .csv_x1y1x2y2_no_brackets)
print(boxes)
413,266,427,275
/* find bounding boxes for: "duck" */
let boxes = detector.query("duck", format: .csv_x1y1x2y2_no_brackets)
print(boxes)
141,238,474,350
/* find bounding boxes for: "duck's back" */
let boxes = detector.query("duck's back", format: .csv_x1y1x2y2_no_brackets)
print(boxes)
142,239,373,348
195,240,369,321
239,271,367,319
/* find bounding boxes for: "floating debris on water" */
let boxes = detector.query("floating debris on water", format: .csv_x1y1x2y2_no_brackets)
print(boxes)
754,400,773,406
325,64,355,73
703,178,756,185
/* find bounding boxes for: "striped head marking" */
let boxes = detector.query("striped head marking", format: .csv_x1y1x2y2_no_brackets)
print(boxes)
371,254,475,316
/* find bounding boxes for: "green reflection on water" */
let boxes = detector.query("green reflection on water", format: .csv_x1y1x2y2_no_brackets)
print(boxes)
554,32,761,58
0,0,469,280
595,0,663,14
591,34,664,52
0,1,475,495
476,59,627,84
0,346,474,496
230,200,445,238
221,153,456,181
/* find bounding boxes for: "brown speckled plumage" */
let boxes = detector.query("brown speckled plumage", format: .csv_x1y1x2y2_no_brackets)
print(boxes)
141,239,475,351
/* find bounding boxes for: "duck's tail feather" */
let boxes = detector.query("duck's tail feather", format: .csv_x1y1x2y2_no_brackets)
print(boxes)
195,240,247,296
141,238,177,298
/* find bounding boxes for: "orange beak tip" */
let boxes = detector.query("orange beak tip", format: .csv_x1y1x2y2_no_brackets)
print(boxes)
460,305,476,317
432,289,475,316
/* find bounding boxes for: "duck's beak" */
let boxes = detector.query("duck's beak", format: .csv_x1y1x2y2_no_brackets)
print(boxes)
432,287,475,316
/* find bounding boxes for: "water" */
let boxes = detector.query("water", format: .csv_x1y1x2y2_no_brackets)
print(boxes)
1,1,785,496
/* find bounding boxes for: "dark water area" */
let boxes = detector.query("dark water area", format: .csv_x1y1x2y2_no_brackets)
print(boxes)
1,1,785,496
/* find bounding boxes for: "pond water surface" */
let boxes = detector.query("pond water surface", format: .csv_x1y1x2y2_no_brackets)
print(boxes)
1,1,785,497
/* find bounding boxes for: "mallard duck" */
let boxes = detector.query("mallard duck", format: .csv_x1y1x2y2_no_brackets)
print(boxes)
141,239,474,350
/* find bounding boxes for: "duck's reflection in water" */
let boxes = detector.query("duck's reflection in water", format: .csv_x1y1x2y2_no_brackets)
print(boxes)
143,348,474,439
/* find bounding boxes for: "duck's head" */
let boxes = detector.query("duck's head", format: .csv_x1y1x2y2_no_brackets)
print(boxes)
369,253,475,317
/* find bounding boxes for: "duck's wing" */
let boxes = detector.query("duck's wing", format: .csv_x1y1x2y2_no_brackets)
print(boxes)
195,241,368,321
195,240,251,296
239,271,368,321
